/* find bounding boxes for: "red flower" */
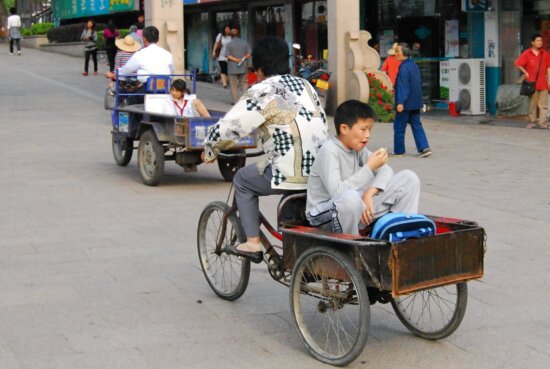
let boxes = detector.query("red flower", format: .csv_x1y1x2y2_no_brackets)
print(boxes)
376,93,382,99
378,100,383,105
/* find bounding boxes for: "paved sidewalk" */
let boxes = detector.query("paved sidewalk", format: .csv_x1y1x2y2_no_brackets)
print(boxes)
1,45,549,369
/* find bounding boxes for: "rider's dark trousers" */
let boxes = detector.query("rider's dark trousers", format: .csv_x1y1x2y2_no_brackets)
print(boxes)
233,164,288,238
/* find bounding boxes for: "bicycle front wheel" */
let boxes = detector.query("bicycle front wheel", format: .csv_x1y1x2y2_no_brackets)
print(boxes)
391,282,468,340
289,246,370,367
197,201,250,301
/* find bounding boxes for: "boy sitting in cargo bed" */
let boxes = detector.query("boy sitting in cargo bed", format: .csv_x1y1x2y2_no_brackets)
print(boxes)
306,100,421,235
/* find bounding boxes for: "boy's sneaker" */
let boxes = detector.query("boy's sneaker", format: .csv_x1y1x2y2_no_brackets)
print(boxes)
418,148,432,158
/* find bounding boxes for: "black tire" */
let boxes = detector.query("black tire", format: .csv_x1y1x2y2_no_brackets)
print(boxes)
217,150,246,182
138,129,165,186
112,134,133,166
197,201,250,301
289,246,370,366
391,282,468,340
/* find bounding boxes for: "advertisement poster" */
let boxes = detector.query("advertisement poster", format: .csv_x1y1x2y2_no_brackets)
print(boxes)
445,20,459,57
439,60,450,99
484,10,499,67
53,0,139,20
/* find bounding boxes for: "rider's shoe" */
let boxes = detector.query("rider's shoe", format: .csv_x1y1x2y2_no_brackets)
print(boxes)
224,243,263,264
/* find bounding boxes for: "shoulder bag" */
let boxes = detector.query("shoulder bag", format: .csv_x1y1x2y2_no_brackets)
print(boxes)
520,52,542,96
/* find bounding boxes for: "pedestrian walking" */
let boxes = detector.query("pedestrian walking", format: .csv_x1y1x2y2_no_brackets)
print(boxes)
392,43,431,157
7,7,22,56
514,33,550,129
212,24,232,88
225,28,250,104
103,19,119,73
81,20,98,76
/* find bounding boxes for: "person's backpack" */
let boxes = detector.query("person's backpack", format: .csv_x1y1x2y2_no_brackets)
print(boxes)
371,213,436,242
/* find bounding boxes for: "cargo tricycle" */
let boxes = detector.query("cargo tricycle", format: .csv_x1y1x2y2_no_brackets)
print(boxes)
197,152,486,367
107,72,255,186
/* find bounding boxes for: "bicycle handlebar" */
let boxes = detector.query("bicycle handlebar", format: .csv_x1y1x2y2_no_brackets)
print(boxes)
217,150,265,159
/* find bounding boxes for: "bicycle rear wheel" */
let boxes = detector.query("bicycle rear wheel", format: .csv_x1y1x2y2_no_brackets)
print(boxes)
391,282,468,340
197,201,250,301
289,246,369,366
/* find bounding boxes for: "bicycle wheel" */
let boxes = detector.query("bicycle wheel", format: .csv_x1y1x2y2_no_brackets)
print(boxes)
391,282,468,340
197,201,250,301
289,246,370,366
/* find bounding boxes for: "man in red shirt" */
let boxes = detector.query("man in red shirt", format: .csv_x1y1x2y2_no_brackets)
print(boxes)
515,33,550,129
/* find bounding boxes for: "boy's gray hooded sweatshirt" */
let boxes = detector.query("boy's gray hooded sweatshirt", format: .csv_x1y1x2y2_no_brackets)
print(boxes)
306,136,393,213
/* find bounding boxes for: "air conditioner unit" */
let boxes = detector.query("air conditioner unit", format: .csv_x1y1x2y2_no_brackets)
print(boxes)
449,59,486,115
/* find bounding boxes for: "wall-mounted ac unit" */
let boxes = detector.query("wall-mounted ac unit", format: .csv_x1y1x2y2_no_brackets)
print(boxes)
449,59,486,115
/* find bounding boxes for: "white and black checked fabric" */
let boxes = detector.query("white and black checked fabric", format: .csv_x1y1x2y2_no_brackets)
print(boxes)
272,169,286,186
206,124,221,142
272,128,293,156
298,107,313,122
320,111,327,125
301,150,315,175
280,74,304,96
246,99,261,111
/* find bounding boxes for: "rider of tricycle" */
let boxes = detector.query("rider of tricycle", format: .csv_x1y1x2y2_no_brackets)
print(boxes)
202,36,329,261
306,100,421,235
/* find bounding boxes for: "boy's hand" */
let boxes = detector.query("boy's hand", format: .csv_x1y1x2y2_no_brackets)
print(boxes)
397,104,404,112
361,192,376,225
367,148,388,171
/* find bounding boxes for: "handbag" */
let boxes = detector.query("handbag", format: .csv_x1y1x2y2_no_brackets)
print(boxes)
520,52,543,96
213,34,222,58
520,81,535,96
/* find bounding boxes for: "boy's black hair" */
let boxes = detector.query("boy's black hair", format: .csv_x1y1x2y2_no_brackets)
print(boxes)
334,100,377,135
531,33,542,42
143,26,159,43
252,36,290,77
9,7,16,14
171,79,190,94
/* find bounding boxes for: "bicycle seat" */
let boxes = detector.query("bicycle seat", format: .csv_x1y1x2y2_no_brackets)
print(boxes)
277,191,308,230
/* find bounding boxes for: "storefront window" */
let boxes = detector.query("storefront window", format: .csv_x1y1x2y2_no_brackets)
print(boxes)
252,5,286,40
185,12,210,73
295,0,328,60
215,11,248,41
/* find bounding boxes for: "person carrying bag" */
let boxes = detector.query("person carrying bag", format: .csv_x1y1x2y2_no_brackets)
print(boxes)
515,33,550,129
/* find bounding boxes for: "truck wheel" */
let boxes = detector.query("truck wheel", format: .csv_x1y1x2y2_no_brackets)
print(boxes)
217,150,246,182
138,130,165,186
112,134,133,167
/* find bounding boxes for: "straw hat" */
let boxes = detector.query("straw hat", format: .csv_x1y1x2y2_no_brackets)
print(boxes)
387,42,398,56
115,35,141,52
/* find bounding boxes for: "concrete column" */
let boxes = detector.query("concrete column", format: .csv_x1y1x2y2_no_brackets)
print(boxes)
145,0,185,74
327,0,360,113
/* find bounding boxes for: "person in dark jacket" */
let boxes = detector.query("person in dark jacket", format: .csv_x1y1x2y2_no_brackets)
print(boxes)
393,43,431,157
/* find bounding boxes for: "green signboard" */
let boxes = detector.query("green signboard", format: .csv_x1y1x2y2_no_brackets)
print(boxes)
53,0,139,20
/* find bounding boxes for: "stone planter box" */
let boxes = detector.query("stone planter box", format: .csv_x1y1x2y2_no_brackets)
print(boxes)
20,35,49,49
40,41,86,57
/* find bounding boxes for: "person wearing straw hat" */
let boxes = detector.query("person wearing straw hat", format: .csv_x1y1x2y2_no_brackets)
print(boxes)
105,35,142,94
381,42,401,87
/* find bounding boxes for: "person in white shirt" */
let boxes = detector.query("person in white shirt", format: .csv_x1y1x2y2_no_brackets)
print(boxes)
162,79,210,117
7,7,22,56
118,26,174,104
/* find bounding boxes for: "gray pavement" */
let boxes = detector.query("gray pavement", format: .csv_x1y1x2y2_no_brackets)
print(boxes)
0,45,549,369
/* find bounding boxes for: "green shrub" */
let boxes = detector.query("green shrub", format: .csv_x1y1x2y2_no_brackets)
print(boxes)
47,23,106,44
21,28,33,36
366,72,395,123
30,22,54,35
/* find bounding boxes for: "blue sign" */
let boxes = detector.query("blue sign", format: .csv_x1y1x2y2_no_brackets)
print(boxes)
462,0,489,12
